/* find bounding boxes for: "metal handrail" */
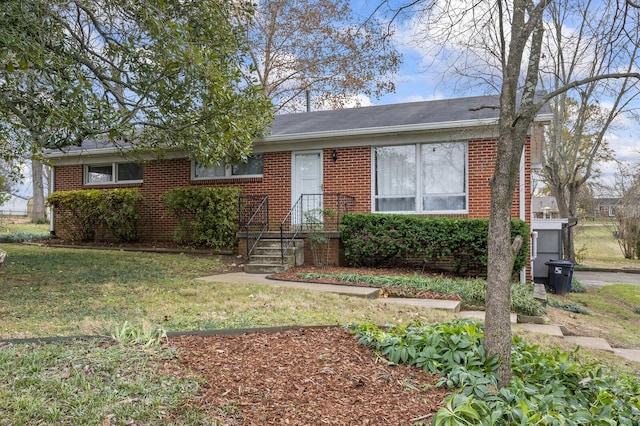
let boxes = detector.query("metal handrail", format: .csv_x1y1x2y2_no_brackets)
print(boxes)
279,193,356,263
279,195,303,263
238,195,269,261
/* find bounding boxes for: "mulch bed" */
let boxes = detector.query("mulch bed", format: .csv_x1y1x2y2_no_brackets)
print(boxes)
166,327,450,425
31,241,454,423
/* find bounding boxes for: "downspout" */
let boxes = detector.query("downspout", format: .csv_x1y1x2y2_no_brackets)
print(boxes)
519,148,526,283
49,166,55,236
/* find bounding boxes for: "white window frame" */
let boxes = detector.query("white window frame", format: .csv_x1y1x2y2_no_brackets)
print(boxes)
192,154,264,180
84,162,143,185
371,142,468,214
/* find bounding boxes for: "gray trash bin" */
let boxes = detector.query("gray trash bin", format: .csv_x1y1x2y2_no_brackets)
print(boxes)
545,260,574,295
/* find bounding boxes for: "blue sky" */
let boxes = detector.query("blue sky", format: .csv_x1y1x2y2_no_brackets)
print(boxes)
351,0,640,191
14,1,639,197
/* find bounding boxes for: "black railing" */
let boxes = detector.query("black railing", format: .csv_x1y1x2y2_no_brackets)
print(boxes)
238,195,269,260
279,193,355,263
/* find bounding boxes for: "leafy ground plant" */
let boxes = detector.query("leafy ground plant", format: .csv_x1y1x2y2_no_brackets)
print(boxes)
351,319,640,425
301,273,545,316
548,298,589,314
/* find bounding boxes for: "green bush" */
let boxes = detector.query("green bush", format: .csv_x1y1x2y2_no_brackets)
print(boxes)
47,189,142,243
162,186,241,249
340,213,529,276
351,320,640,425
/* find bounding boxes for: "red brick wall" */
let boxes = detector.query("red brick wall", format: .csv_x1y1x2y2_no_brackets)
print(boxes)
323,147,372,213
53,138,532,241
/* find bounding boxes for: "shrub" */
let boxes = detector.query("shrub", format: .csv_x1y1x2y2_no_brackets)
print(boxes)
47,189,142,243
162,186,241,249
340,213,529,276
351,320,640,425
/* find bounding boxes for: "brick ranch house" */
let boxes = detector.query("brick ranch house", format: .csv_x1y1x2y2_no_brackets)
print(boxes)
46,94,550,277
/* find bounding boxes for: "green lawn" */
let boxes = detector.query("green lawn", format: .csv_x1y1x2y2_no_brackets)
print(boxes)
0,218,48,234
0,244,449,338
0,228,639,424
574,221,640,268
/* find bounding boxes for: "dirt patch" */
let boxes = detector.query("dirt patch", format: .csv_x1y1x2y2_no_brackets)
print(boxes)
166,327,449,425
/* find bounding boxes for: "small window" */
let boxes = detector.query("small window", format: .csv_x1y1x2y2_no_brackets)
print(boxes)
232,154,263,176
85,162,143,184
193,154,263,179
87,165,113,184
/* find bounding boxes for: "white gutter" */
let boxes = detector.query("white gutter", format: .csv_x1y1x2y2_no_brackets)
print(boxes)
262,118,501,143
45,113,553,159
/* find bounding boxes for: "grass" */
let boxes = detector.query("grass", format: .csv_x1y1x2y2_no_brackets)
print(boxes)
0,339,208,424
0,220,51,243
0,244,451,338
559,284,640,348
574,220,640,268
0,219,49,235
0,243,455,423
1,231,639,423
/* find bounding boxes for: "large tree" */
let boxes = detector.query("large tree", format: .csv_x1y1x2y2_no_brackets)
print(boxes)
245,0,401,112
538,0,640,260
384,0,640,385
0,0,273,168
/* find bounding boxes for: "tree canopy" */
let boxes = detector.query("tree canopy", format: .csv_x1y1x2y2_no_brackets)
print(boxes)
0,0,273,167
244,0,401,112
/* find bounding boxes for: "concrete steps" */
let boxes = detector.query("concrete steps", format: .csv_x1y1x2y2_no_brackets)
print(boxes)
244,239,303,274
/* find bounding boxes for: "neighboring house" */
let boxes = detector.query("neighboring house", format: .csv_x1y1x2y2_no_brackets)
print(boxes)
0,193,29,216
532,196,561,219
593,198,620,218
45,95,551,274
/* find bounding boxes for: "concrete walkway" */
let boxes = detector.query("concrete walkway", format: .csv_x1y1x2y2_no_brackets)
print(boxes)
573,269,640,286
198,272,640,363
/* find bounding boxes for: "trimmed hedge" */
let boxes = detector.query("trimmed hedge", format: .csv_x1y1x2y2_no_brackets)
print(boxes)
162,186,241,249
340,213,529,276
47,189,142,243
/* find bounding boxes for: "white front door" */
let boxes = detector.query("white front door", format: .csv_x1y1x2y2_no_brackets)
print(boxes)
292,151,323,225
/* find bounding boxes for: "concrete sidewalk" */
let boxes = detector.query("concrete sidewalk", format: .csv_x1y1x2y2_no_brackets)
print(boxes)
573,269,640,286
198,272,640,363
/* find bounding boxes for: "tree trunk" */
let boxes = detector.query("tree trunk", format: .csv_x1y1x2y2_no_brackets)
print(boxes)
31,159,45,223
484,130,520,387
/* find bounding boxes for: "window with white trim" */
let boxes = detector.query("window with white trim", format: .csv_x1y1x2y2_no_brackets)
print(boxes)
85,162,143,184
193,154,263,179
373,142,467,213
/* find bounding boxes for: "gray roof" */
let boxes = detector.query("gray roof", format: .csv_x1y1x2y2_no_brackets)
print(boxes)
46,94,552,156
270,94,551,136
532,196,559,212
271,95,500,135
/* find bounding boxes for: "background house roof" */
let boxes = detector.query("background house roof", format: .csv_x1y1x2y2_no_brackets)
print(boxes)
532,196,560,213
